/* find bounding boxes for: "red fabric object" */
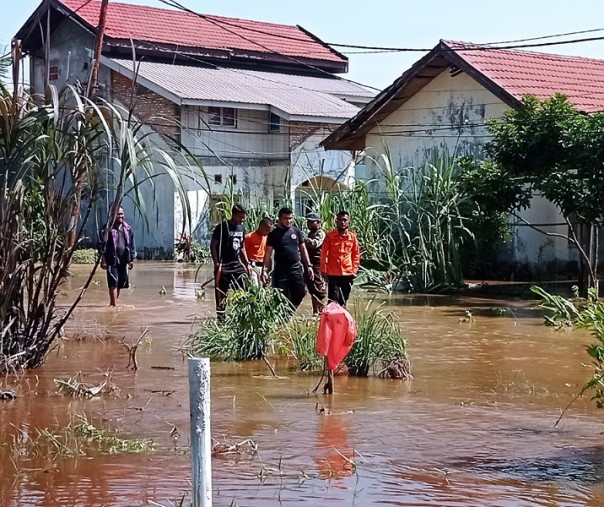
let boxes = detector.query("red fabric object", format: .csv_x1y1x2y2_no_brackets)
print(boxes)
317,302,357,372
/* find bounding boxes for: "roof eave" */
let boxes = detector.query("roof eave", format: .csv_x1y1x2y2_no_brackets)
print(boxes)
322,40,527,150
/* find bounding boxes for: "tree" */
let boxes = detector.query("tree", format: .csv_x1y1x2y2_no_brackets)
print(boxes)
463,94,604,294
0,53,198,374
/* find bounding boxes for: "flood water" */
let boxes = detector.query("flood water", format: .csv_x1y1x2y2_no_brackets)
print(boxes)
2,263,604,506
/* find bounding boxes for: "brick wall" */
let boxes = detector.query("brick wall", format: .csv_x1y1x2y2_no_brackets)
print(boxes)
289,121,339,150
111,71,180,139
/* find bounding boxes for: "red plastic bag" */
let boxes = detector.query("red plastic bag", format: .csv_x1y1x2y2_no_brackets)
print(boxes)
316,302,357,371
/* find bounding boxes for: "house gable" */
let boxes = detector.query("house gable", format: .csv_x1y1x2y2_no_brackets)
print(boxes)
364,69,507,168
324,39,604,150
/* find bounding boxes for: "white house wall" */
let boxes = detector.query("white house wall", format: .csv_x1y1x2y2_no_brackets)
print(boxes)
181,106,289,161
364,69,572,267
291,131,355,191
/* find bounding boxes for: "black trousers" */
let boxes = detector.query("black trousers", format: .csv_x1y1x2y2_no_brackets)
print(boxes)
327,275,354,306
273,266,306,309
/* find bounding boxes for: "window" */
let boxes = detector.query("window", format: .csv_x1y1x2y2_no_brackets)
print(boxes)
49,65,59,81
214,174,223,184
229,175,237,185
208,106,236,127
269,112,281,132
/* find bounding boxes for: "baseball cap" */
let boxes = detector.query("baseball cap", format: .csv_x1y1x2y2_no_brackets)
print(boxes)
306,212,321,221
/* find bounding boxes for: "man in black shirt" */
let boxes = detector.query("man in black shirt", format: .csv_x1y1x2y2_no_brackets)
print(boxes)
211,204,251,319
262,207,314,310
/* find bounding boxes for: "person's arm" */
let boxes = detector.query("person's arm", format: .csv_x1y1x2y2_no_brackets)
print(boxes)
305,229,325,250
210,224,221,271
98,227,107,269
320,233,329,276
239,237,251,275
351,234,361,275
128,229,136,269
261,245,273,283
300,243,314,281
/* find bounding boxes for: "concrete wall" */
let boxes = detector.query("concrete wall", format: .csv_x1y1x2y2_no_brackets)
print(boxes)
363,69,574,270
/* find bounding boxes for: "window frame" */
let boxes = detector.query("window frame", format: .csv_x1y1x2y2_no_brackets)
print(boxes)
208,106,237,128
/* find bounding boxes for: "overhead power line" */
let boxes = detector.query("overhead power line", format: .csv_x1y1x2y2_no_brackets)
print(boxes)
155,0,604,55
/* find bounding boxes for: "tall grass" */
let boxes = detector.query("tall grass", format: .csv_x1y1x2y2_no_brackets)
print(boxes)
374,150,474,291
346,301,410,378
281,301,410,378
1,54,202,374
531,286,604,411
278,317,322,371
189,285,292,361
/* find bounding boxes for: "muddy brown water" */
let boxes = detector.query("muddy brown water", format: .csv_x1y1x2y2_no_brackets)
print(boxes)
2,263,604,506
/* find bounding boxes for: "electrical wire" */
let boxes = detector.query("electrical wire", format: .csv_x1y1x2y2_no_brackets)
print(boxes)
155,0,604,54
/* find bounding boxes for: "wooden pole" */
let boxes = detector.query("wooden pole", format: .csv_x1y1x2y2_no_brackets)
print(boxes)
188,358,212,507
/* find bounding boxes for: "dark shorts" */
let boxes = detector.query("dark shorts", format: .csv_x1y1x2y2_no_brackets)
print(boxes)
107,264,129,289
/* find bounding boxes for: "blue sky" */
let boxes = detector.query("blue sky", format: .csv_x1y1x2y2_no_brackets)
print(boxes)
3,0,604,90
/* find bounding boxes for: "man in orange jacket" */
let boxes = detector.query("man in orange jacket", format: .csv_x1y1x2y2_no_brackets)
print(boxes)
320,210,361,307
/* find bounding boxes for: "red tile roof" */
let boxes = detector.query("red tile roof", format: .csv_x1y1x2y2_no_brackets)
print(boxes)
447,40,604,113
56,0,345,64
323,40,604,149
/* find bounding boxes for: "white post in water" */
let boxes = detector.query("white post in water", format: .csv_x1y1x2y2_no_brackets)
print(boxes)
188,357,212,507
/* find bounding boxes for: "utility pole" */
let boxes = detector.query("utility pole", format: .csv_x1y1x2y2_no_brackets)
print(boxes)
68,0,109,247
86,0,109,100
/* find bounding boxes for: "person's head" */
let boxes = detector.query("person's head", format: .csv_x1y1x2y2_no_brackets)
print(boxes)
257,217,273,236
306,212,321,232
278,207,294,228
336,210,350,232
114,206,125,226
230,204,247,225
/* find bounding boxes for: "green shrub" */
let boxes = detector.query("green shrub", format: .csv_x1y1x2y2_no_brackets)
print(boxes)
281,301,411,379
189,284,292,361
346,301,410,378
279,317,322,371
71,248,98,264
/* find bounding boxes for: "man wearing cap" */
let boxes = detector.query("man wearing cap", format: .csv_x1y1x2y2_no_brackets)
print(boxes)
304,212,327,314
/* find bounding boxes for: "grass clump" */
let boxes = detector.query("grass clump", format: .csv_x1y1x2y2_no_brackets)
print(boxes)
279,317,322,371
282,301,411,379
189,284,292,361
71,248,99,264
9,414,151,458
346,301,411,378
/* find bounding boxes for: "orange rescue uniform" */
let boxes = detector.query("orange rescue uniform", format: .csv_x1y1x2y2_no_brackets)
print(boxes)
320,230,361,276
244,230,267,263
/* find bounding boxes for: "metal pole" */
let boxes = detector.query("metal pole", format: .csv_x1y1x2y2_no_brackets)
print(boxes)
188,358,212,507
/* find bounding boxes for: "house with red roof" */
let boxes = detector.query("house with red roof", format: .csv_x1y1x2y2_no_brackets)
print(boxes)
323,39,604,277
15,0,374,256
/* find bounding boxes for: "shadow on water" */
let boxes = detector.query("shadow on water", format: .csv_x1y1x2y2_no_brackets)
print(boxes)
1,262,604,506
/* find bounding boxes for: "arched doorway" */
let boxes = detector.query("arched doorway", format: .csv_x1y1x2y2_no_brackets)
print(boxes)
294,176,349,217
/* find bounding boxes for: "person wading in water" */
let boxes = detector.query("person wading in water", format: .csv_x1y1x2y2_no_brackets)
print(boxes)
320,210,361,307
211,204,251,320
304,212,327,314
99,206,136,307
262,207,314,311
244,217,273,286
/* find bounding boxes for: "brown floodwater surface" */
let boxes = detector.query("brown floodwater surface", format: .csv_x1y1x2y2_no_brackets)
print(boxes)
2,263,604,506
